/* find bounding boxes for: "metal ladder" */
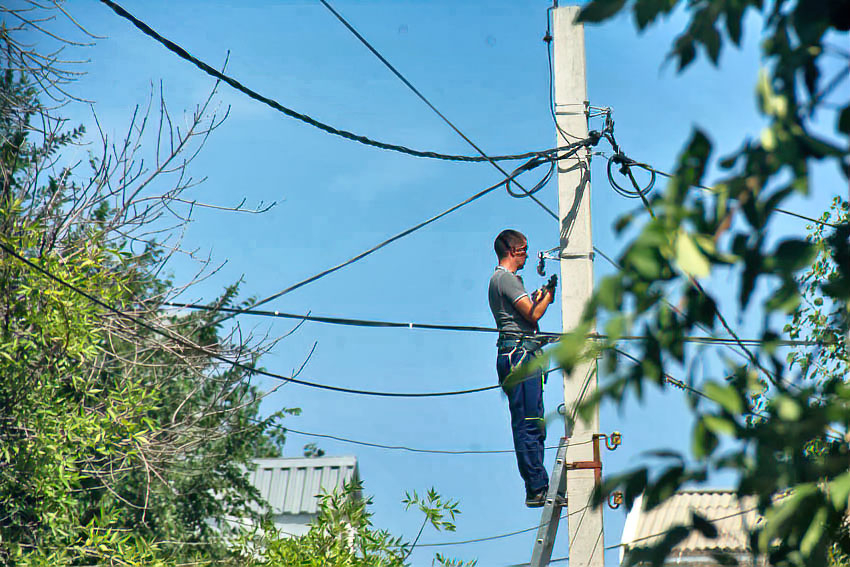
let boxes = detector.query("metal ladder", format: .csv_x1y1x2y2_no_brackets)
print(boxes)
530,437,570,567
529,432,621,566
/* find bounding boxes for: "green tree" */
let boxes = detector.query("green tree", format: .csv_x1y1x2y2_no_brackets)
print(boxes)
548,0,850,565
2,5,476,566
244,482,476,567
0,8,289,563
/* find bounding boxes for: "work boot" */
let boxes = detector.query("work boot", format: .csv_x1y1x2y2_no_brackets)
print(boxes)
525,486,568,508
525,487,547,508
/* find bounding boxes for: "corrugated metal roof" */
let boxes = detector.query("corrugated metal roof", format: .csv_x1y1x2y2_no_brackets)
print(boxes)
248,456,359,515
621,490,762,558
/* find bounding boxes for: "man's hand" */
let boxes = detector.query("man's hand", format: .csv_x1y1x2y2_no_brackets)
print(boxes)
520,283,555,325
543,274,558,295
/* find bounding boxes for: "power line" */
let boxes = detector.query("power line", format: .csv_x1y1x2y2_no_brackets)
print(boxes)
98,0,554,164
590,242,773,373
507,506,760,566
612,347,709,400
596,158,796,391
598,142,838,395
0,248,798,557
101,0,601,310
0,240,503,398
163,301,823,347
610,347,844,443
418,506,588,548
231,141,592,313
317,0,562,221
544,8,592,145
605,506,759,551
280,423,594,455
604,152,838,229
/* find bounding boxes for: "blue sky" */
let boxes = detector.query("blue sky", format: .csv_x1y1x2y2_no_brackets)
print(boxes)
35,1,845,565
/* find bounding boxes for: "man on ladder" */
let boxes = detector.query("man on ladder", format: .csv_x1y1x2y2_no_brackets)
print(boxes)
488,229,558,507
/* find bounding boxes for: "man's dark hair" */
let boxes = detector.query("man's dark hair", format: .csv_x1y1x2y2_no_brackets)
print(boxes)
494,229,526,259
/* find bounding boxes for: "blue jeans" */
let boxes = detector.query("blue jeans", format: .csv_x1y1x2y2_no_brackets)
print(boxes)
497,347,547,496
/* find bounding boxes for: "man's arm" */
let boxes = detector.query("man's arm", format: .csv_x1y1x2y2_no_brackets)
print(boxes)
514,288,554,324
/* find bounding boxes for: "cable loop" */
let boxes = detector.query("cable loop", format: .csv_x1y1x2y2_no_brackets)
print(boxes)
504,130,604,200
606,152,656,199
505,154,556,198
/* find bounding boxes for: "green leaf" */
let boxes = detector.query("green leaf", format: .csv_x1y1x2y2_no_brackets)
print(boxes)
703,381,744,414
626,245,663,280
596,276,624,311
839,106,850,135
774,395,802,421
645,465,685,508
675,38,697,71
760,485,817,550
756,68,789,118
692,418,718,459
605,314,628,340
829,471,850,510
674,230,711,277
774,239,814,270
633,0,679,29
724,3,743,45
702,25,722,64
691,511,718,539
577,0,628,23
702,414,737,436
800,506,827,558
615,212,635,233
765,280,801,313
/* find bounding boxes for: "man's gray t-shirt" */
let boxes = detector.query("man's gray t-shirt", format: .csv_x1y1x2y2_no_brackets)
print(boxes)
489,267,537,336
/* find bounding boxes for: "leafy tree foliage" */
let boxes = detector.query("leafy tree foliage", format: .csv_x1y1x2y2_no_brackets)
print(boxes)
1,6,477,567
547,0,850,565
243,482,475,567
0,13,288,564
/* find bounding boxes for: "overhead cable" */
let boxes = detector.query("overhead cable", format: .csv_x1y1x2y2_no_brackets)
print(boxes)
601,154,793,391
650,162,838,228
507,506,760,566
317,0,563,220
591,243,763,368
544,8,584,145
604,506,759,550
0,240,502,398
606,153,656,200
279,423,593,455
418,506,587,548
602,149,838,229
612,347,709,399
98,0,554,164
163,301,822,347
613,347,844,445
235,142,592,312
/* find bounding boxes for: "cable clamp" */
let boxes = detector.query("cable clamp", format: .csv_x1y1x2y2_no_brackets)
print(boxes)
560,251,595,261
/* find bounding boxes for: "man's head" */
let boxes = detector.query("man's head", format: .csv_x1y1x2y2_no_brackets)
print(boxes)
494,229,528,270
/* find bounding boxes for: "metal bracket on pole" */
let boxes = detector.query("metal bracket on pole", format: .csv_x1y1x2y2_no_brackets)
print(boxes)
569,434,603,484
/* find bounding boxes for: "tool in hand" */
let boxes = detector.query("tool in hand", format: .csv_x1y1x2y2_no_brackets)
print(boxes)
542,274,558,295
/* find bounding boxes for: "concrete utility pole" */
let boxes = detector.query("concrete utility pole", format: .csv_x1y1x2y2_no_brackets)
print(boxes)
553,6,604,567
